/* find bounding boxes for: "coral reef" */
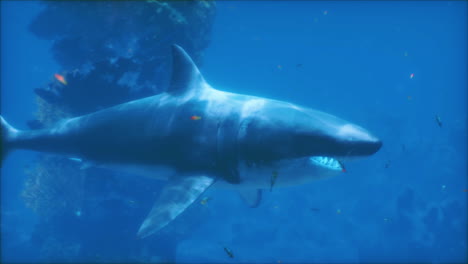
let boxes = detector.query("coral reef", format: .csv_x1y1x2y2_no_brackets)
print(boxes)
21,0,216,261
29,0,215,90
34,58,155,116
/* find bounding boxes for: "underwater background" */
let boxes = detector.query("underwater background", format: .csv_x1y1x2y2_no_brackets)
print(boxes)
1,1,466,263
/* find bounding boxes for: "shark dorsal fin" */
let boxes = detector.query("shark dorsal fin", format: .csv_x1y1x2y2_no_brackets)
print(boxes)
167,44,205,95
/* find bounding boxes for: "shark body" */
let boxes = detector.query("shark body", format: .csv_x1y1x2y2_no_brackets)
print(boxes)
1,45,381,238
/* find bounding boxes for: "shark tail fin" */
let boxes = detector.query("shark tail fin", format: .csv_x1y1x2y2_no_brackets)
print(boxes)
1,116,18,165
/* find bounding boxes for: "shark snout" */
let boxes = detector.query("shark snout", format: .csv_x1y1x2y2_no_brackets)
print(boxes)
354,136,382,155
336,124,382,156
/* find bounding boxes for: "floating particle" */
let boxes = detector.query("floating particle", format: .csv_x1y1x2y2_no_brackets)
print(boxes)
384,218,389,222
410,73,414,79
310,208,320,212
336,209,341,214
126,199,138,208
75,210,82,217
407,96,412,100
190,115,202,120
54,73,67,85
277,260,282,264
252,36,262,41
314,17,319,23
296,63,303,68
384,161,390,168
323,10,328,15
404,51,408,57
442,185,446,189
277,65,282,70
435,115,442,127
223,247,234,258
68,157,82,162
463,189,467,192
200,197,211,205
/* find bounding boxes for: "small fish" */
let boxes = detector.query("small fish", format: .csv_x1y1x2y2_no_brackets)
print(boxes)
310,207,320,212
68,157,83,163
270,170,279,192
435,115,442,127
338,160,346,172
200,196,211,205
384,161,390,168
296,63,303,68
224,247,234,258
190,115,202,120
54,73,67,85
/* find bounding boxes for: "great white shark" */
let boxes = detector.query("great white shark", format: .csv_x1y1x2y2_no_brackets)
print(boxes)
1,45,381,238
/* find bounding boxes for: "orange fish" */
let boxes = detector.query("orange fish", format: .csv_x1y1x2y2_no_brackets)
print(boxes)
54,73,67,85
190,115,202,120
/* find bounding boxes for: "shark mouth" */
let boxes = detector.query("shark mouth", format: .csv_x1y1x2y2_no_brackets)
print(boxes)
309,156,345,172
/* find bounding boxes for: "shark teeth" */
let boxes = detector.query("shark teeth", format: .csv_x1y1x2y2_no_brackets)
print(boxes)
309,156,343,171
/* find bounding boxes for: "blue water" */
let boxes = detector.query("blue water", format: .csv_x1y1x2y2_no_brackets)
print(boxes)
1,1,466,263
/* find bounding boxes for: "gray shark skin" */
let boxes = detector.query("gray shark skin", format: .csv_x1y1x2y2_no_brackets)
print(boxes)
0,45,382,238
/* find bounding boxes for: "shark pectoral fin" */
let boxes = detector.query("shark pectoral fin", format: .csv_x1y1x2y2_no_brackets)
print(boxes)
137,175,215,238
238,189,263,208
